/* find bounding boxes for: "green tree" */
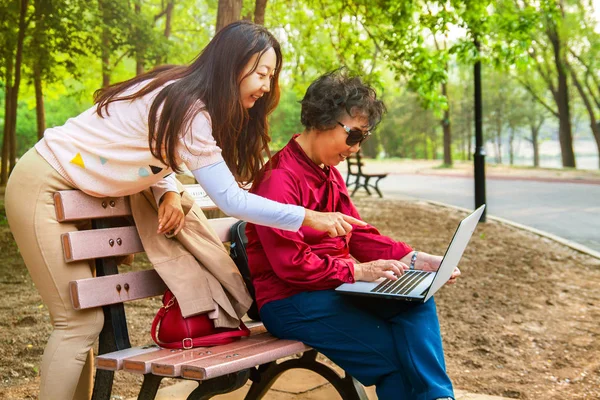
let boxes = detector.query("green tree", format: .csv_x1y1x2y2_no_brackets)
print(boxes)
566,0,600,168
510,0,576,167
1,0,30,185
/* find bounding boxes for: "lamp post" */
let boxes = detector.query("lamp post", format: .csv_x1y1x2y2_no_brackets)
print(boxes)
474,38,487,221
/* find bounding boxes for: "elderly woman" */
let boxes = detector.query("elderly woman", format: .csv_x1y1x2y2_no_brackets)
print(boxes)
245,69,458,400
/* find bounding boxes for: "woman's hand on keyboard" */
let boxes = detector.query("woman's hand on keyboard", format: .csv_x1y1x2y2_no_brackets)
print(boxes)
400,251,442,273
399,252,461,285
354,260,408,282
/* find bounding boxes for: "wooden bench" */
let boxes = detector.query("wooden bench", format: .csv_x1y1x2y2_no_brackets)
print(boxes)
54,184,368,400
345,151,388,198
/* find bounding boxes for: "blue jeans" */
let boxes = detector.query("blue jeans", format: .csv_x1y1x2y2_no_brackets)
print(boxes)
260,290,454,400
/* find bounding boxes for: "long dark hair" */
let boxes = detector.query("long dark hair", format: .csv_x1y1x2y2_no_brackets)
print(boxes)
94,21,282,184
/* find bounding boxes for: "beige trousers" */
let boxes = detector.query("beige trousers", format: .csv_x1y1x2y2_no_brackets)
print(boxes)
5,148,104,400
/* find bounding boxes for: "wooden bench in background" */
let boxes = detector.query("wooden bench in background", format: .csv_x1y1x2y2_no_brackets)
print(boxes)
54,185,368,400
345,151,388,198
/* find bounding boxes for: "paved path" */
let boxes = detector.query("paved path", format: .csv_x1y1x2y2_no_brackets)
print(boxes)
376,173,600,253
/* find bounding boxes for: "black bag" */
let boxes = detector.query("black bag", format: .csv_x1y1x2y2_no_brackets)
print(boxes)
229,221,261,321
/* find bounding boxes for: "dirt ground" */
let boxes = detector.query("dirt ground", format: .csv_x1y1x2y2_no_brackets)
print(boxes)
0,171,599,399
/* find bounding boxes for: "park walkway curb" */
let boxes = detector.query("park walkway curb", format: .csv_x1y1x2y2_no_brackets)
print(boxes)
413,198,600,260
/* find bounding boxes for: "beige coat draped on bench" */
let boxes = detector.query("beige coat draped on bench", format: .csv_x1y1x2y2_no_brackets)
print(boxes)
129,186,252,329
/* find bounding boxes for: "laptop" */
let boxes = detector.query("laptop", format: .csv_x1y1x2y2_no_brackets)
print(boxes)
336,205,486,303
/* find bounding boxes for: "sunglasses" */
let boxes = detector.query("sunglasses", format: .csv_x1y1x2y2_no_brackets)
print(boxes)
337,122,371,146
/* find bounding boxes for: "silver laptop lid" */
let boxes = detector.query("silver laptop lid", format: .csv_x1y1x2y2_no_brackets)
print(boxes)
423,205,486,302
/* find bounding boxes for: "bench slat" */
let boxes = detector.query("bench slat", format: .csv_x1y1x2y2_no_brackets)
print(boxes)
121,322,267,374
181,339,310,380
62,226,143,262
243,320,267,335
151,334,278,377
70,270,167,309
63,218,237,262
95,344,160,371
55,184,217,222
208,217,237,242
123,348,187,374
54,191,132,222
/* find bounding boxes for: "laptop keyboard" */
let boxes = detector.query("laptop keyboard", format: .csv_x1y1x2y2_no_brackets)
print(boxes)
371,270,431,295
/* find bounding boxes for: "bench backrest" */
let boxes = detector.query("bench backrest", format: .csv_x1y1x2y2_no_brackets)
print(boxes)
54,184,236,310
346,150,365,175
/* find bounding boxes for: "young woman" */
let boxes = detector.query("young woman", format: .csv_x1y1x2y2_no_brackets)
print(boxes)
246,69,459,400
4,22,362,400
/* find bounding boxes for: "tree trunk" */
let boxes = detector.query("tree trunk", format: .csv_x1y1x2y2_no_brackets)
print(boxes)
441,82,452,165
548,23,575,167
216,0,242,32
34,65,46,140
99,0,111,87
530,122,541,167
1,84,12,186
467,115,473,161
495,117,503,164
508,127,515,165
135,1,144,75
33,0,46,140
569,65,600,169
254,0,267,25
164,0,174,39
5,0,29,175
154,0,174,65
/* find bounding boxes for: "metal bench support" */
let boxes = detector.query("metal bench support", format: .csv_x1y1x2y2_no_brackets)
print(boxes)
186,370,250,400
245,350,368,400
345,151,387,198
91,218,132,400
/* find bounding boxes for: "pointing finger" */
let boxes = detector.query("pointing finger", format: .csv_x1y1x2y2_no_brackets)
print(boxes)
342,214,367,226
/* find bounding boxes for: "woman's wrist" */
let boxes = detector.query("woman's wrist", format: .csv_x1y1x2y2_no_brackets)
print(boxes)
159,190,181,205
302,208,315,227
409,251,418,270
353,263,363,281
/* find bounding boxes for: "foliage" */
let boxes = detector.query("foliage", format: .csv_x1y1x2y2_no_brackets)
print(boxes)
268,88,304,150
0,0,598,172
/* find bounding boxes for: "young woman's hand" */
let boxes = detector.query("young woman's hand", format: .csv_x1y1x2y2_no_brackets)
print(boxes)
353,259,409,282
157,192,185,235
303,209,367,237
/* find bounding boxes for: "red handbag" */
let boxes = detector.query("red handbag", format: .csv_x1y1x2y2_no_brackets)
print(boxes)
151,289,250,349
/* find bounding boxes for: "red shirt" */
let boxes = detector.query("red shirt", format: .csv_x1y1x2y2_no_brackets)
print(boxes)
246,136,413,310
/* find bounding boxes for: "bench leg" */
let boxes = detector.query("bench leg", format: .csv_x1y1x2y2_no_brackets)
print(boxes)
92,299,132,400
137,374,164,400
186,370,250,400
347,174,360,197
91,220,133,400
245,350,367,400
373,177,384,198
362,176,372,196
91,289,131,398
350,176,362,197
91,370,114,400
